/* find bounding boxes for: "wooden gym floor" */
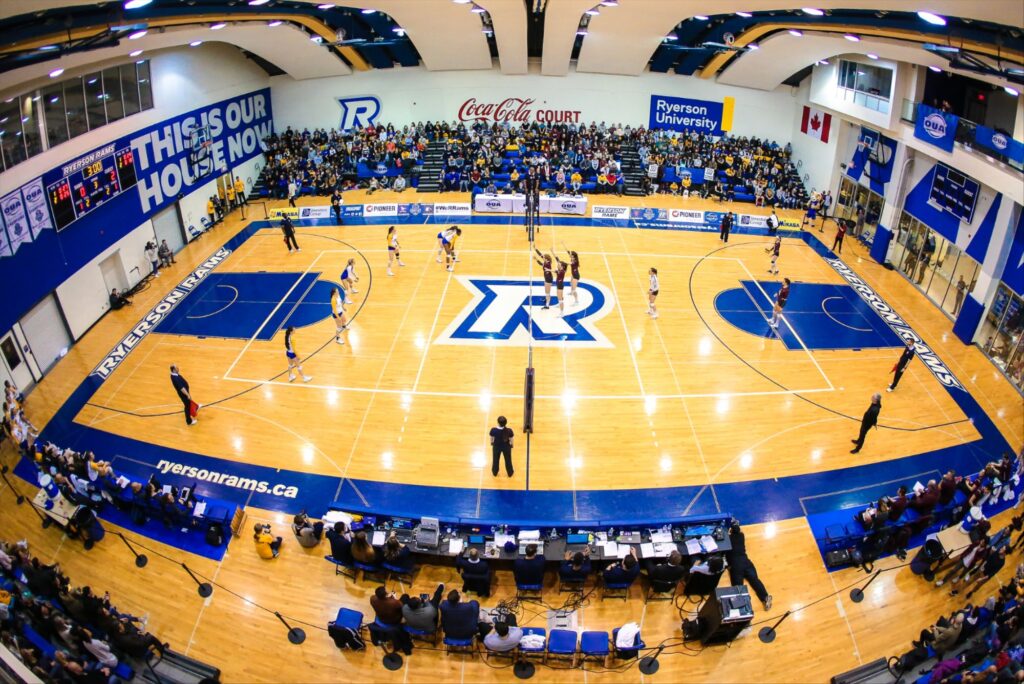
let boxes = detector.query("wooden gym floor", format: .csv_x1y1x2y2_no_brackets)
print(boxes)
4,190,1022,682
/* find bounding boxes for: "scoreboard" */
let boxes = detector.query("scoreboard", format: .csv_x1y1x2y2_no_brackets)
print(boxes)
47,147,138,231
929,164,979,224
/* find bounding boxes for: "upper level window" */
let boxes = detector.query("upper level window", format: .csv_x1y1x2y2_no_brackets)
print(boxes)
0,60,154,173
837,59,893,114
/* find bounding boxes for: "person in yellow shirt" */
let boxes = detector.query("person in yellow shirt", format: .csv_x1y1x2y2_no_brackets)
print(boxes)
570,171,582,193
225,183,236,210
233,176,246,206
206,197,215,228
669,181,679,195
253,523,282,559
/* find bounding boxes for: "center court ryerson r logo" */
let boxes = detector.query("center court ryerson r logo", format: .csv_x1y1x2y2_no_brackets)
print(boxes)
435,276,615,347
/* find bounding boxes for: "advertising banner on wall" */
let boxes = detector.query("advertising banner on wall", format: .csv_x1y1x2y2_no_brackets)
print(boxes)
592,205,630,220
364,203,399,217
648,95,734,136
667,208,706,224
974,125,1024,165
433,202,471,216
914,103,958,153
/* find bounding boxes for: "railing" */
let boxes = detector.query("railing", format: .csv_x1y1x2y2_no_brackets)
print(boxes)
901,98,1024,173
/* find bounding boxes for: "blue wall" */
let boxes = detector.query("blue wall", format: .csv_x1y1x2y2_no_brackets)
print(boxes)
0,88,273,333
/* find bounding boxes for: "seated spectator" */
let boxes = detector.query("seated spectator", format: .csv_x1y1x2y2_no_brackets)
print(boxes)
108,288,131,310
938,470,958,505
603,548,640,585
292,511,324,548
326,521,353,562
689,555,725,577
913,612,964,659
253,523,282,559
456,548,491,596
157,240,175,267
483,621,523,653
382,534,411,571
351,530,379,565
645,550,688,586
392,175,407,193
513,544,546,587
440,590,482,641
910,480,940,514
370,586,403,626
888,486,909,521
75,627,118,668
401,583,445,633
559,549,591,584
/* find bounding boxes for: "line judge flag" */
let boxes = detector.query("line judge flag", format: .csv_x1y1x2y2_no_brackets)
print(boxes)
800,106,832,143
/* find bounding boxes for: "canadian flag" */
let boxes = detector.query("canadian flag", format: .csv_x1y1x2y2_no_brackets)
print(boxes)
800,106,832,143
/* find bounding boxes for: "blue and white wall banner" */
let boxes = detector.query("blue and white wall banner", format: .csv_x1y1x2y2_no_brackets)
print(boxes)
435,276,615,348
363,203,398,217
667,208,705,224
974,125,1024,165
1003,212,1024,297
337,95,381,131
648,95,733,136
914,103,958,153
22,179,54,238
591,205,630,220
0,190,31,255
433,202,471,216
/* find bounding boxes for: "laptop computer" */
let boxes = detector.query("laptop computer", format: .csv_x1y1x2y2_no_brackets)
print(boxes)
566,533,589,545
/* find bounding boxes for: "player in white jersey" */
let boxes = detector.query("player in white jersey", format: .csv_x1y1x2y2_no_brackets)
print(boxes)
647,267,659,319
386,226,405,277
330,288,348,345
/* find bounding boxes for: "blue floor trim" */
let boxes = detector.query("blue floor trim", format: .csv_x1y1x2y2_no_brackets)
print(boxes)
18,217,1012,558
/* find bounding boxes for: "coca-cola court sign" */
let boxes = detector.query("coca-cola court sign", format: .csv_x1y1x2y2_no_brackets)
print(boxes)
457,98,582,124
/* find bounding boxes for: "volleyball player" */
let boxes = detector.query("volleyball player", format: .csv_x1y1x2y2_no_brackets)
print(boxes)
534,248,554,309
765,235,782,275
769,277,791,328
566,250,581,306
554,255,569,316
330,287,348,345
443,227,462,272
341,258,359,303
436,225,458,264
647,267,659,319
284,326,312,383
386,226,405,276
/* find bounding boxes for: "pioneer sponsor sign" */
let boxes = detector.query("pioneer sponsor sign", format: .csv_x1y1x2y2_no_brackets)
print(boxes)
457,98,582,124
667,208,705,224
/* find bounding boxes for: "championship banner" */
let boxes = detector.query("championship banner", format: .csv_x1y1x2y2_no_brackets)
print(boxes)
21,179,53,238
0,190,31,255
0,215,11,257
433,202,471,216
592,205,630,220
667,208,705,224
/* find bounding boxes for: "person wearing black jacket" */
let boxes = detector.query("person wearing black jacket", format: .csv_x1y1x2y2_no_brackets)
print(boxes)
887,341,916,392
169,365,196,426
513,544,546,587
850,392,882,454
725,522,772,611
326,521,353,563
281,215,299,253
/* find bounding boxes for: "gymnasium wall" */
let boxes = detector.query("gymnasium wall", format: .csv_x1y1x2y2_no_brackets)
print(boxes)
789,78,840,195
0,45,271,339
269,68,802,144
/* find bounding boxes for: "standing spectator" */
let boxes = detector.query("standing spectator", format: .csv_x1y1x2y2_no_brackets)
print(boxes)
489,416,514,478
225,181,236,210
725,522,772,610
887,340,916,392
287,178,298,208
853,203,866,237
169,364,197,426
953,275,967,315
233,176,247,206
144,242,159,278
821,191,833,222
280,216,299,253
963,547,1007,599
206,196,216,229
719,212,733,243
850,393,882,454
831,220,847,254
157,240,175,268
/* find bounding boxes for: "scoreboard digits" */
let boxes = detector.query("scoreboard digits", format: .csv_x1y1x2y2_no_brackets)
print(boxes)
45,146,138,231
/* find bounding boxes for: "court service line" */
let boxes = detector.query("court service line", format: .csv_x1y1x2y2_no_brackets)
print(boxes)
411,263,456,393
737,258,835,391
222,255,322,379
185,285,239,319
613,228,720,513
332,247,742,261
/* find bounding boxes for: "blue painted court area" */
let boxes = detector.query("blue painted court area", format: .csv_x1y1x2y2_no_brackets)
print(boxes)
715,280,905,350
154,271,337,341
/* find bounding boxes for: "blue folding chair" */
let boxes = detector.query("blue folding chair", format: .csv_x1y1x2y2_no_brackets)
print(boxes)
580,631,609,666
516,581,543,599
546,629,578,666
443,633,476,655
332,607,363,631
519,627,546,658
353,561,387,583
404,624,439,646
602,580,633,601
611,627,646,660
325,554,357,580
382,560,415,583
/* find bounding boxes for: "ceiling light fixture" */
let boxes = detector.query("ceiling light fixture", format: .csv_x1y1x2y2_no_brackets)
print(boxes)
123,0,153,8
817,59,829,65
600,0,619,6
49,68,64,78
802,7,823,15
867,53,878,59
129,49,143,56
210,22,227,30
453,0,472,4
929,65,942,72
317,3,334,8
788,29,803,36
128,29,147,39
746,43,759,50
576,30,588,36
190,40,203,46
38,45,59,51
693,15,709,21
248,0,270,5
917,11,947,26
361,8,375,13
844,34,860,42
736,11,752,18
585,8,600,15
664,34,677,41
310,35,322,42
1004,86,1020,96
470,4,486,13
267,20,283,26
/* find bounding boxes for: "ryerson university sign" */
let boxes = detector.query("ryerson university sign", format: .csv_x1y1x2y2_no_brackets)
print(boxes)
648,94,734,136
